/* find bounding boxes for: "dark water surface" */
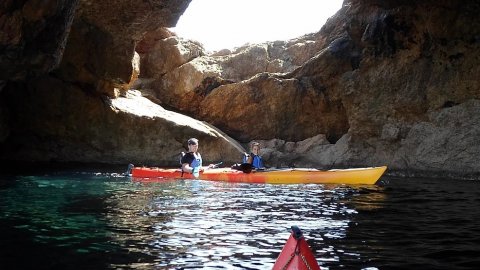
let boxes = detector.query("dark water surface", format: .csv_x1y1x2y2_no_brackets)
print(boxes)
1,169,479,270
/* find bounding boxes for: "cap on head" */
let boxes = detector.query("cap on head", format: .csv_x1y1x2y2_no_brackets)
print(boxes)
187,138,199,145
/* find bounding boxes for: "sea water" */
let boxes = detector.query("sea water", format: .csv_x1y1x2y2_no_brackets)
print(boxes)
0,168,479,270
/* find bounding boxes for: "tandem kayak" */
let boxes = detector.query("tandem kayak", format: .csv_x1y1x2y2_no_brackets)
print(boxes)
273,226,321,270
130,165,387,185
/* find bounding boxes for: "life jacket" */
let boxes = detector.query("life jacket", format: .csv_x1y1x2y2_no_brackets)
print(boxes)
181,152,202,177
190,152,202,171
243,153,264,168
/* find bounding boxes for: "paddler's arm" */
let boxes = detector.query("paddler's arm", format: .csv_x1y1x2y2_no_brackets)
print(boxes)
201,164,216,171
182,163,195,173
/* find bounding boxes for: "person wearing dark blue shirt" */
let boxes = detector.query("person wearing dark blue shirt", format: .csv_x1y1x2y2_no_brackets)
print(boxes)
181,138,214,177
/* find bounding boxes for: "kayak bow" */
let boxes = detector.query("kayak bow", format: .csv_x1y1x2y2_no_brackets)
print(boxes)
273,226,321,270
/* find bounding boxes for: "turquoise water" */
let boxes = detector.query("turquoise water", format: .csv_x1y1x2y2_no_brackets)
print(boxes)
1,170,479,269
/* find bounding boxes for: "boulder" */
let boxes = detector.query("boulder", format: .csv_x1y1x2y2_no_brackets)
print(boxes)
198,73,349,142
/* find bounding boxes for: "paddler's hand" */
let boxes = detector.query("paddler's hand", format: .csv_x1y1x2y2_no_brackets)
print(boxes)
199,165,213,172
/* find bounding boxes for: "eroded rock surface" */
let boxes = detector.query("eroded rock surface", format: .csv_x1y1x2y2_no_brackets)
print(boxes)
256,100,480,178
2,80,243,165
0,0,479,179
133,0,480,178
0,0,79,80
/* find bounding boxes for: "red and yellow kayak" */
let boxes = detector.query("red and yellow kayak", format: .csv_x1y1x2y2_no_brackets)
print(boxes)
131,166,387,185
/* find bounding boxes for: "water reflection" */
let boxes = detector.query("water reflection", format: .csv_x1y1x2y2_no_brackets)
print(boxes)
109,180,384,269
7,173,478,270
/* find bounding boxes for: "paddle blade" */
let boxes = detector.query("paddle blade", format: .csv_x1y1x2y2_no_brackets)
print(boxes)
272,227,321,270
192,167,200,178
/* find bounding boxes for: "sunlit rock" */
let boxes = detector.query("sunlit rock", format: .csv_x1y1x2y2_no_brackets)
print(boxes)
198,73,349,142
1,80,243,165
141,36,205,78
140,33,349,142
0,0,479,179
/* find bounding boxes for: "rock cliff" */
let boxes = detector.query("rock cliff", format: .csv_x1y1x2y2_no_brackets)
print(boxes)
0,0,245,166
1,0,479,179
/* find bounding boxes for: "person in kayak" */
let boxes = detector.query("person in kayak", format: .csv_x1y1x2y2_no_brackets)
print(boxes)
181,138,214,177
243,141,265,169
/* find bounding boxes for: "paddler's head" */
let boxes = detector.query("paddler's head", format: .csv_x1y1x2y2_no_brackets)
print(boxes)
187,138,199,153
250,141,261,155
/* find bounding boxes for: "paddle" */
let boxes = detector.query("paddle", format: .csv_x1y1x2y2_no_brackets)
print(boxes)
211,162,223,168
192,167,200,178
125,163,134,176
192,162,223,178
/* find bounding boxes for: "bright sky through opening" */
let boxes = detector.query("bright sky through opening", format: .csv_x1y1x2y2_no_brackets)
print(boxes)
170,0,344,52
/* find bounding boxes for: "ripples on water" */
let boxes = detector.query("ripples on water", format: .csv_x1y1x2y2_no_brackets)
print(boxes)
0,171,479,270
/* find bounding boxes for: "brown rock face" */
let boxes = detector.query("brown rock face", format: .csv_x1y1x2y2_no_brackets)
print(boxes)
0,0,79,80
268,0,479,178
1,0,232,166
55,0,192,96
139,34,342,142
135,0,480,178
330,0,480,139
257,98,480,178
0,0,479,179
198,73,349,143
1,78,243,165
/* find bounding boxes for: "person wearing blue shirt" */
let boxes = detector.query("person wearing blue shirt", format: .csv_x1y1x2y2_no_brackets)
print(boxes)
243,141,264,169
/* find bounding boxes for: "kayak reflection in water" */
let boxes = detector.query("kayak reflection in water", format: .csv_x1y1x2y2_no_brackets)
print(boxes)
180,138,215,178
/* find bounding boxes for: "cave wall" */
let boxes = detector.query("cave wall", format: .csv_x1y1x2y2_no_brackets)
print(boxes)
0,0,479,178
0,0,248,166
0,0,79,81
134,0,479,178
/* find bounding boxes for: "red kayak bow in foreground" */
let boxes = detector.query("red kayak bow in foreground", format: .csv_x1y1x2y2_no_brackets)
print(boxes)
273,226,321,270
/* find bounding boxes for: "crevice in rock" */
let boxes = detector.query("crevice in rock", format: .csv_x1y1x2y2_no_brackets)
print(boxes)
441,100,458,108
193,77,233,97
